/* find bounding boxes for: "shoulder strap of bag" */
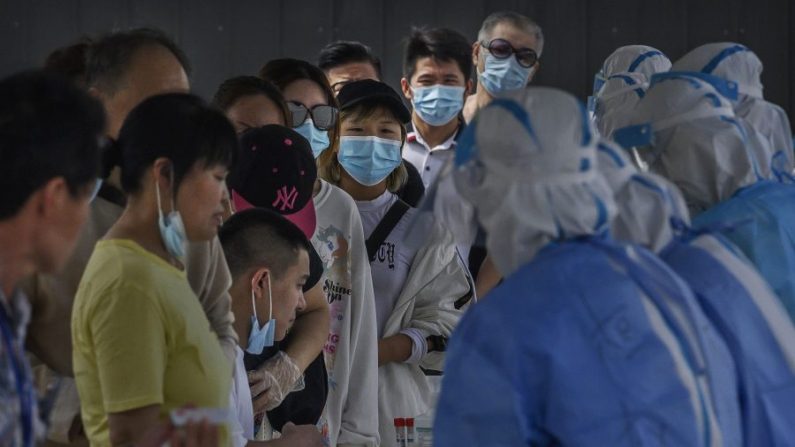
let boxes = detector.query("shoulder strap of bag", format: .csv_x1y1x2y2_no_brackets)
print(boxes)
366,199,410,262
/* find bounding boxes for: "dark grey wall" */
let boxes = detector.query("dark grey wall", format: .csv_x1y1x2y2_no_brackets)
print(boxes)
1,0,792,125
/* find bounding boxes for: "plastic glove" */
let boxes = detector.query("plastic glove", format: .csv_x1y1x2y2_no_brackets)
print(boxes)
248,351,303,413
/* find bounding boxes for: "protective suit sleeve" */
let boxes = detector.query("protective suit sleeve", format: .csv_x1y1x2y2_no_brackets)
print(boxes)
433,310,530,447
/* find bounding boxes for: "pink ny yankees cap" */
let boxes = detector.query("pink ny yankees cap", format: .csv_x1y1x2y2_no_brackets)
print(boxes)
227,125,317,239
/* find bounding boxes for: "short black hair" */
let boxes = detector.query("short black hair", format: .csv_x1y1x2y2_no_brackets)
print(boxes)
219,208,311,280
403,27,473,83
86,27,191,95
317,40,382,79
118,93,236,195
0,70,105,219
212,76,291,125
44,37,93,87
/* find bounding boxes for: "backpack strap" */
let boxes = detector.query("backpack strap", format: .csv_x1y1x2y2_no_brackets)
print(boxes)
366,199,410,262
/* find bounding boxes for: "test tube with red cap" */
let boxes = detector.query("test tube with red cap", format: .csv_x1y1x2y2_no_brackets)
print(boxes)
394,418,406,446
406,418,415,445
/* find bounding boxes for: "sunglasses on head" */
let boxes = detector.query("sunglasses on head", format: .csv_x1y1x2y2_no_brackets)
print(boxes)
288,101,339,131
481,38,538,68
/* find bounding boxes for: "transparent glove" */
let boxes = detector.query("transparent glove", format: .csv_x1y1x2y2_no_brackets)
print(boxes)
248,351,304,413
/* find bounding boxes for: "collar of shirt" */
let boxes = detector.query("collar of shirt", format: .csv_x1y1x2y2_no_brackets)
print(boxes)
407,125,461,154
355,189,395,213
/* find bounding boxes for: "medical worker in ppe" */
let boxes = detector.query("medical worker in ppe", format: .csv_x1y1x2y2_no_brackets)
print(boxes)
589,45,671,134
588,45,671,138
599,141,795,446
612,72,795,324
463,11,543,123
672,42,795,181
434,87,726,447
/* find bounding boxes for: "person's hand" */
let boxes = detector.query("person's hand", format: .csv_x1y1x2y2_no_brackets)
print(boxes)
135,419,219,447
248,351,303,413
279,422,322,447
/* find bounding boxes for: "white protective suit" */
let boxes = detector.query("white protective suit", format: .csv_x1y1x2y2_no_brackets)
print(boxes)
435,87,729,446
672,42,795,181
598,140,795,446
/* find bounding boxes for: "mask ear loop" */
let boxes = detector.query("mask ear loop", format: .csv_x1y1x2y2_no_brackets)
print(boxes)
251,271,273,325
168,166,177,216
250,287,258,325
266,273,273,322
155,164,175,222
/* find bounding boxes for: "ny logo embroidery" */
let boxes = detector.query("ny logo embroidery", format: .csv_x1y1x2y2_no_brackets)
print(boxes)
273,185,298,211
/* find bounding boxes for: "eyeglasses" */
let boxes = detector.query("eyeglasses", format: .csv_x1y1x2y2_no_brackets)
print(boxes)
480,38,538,68
288,101,338,130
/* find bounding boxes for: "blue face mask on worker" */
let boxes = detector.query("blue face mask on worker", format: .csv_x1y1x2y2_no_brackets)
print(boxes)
290,102,337,158
247,273,276,354
155,169,187,262
338,136,403,186
478,39,537,95
411,85,466,126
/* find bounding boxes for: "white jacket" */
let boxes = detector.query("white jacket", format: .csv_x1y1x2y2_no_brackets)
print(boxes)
377,216,473,447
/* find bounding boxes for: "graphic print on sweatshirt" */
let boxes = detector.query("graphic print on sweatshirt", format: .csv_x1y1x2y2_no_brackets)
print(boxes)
313,223,351,391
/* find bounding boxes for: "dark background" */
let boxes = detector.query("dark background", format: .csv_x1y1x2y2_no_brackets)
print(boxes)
0,0,792,127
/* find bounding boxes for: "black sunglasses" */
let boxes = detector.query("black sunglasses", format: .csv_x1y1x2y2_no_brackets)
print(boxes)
481,38,538,68
288,101,339,131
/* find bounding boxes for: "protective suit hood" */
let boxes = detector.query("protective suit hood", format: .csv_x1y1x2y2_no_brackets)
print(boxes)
593,45,671,96
672,42,763,99
455,87,616,277
614,74,760,215
673,42,794,181
597,140,690,252
594,72,647,139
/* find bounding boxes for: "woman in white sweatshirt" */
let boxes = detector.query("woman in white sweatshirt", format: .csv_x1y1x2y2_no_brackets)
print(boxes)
318,79,474,447
260,59,380,447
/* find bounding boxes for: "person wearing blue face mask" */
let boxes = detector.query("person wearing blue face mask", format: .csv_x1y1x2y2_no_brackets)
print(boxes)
400,27,472,191
462,11,544,123
71,93,236,446
219,209,325,447
400,27,501,300
320,79,473,447
260,59,340,160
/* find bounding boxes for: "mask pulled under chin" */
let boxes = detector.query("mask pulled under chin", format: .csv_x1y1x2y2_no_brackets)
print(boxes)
247,274,276,354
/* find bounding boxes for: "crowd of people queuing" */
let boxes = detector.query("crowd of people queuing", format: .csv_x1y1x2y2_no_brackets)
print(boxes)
1,7,795,447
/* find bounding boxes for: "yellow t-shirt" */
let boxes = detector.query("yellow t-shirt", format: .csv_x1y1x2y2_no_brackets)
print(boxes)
72,239,231,446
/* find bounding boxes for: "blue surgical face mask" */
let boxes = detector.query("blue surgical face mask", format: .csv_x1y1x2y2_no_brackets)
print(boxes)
155,177,187,262
338,136,403,187
411,85,466,126
479,53,534,95
247,273,276,354
294,119,331,158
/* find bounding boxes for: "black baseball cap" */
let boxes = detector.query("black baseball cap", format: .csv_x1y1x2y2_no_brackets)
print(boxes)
228,125,317,238
337,79,411,124
227,125,323,291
